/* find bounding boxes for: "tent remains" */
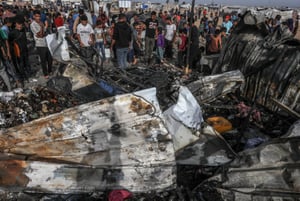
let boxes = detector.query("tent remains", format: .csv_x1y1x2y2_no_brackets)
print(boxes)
213,11,300,117
0,88,176,193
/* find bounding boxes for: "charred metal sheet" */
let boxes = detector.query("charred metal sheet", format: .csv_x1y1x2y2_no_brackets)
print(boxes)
203,120,300,200
213,11,300,115
61,62,109,101
0,88,176,193
187,70,244,103
62,62,94,91
163,87,233,166
0,160,175,194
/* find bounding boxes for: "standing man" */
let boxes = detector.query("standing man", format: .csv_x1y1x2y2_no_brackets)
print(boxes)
111,13,132,69
76,15,95,61
188,18,200,69
30,10,53,79
73,8,85,36
144,11,158,65
76,15,94,48
164,16,176,60
9,17,30,81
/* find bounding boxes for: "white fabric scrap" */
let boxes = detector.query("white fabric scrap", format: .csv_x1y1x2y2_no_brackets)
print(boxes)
171,86,203,130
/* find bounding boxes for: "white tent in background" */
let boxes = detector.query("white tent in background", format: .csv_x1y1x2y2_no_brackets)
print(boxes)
32,0,44,5
119,0,131,8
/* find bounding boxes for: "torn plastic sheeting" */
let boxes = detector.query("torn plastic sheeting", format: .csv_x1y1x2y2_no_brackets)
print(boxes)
46,26,70,61
163,87,232,166
187,70,245,104
169,86,203,130
0,88,176,193
206,120,300,200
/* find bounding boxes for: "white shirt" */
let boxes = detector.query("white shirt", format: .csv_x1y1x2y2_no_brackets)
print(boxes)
165,23,176,41
94,27,105,42
30,20,47,47
77,23,94,47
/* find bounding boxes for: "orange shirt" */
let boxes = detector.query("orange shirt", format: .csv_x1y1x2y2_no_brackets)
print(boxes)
208,34,221,53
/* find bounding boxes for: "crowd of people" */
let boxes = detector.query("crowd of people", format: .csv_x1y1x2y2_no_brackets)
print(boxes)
0,3,298,92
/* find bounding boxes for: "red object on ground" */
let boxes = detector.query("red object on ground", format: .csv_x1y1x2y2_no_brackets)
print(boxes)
108,190,132,201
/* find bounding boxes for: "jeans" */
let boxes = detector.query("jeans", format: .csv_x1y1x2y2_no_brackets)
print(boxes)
116,47,129,69
156,47,164,63
127,48,134,63
95,41,106,61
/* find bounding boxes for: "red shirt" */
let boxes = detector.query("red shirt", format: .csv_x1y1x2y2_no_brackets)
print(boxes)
54,17,64,28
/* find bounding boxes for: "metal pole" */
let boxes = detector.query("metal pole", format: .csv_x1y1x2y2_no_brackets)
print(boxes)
185,0,195,75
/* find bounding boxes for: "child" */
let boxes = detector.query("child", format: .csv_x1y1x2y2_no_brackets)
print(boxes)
156,26,164,65
94,20,106,62
207,29,222,55
177,28,187,68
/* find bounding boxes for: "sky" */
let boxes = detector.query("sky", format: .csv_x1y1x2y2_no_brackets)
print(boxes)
149,0,299,8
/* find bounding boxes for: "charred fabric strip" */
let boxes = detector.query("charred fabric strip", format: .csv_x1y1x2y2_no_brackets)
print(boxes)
213,11,300,115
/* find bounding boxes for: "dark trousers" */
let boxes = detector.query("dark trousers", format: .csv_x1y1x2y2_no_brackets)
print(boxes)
37,47,53,76
164,39,173,59
178,50,186,67
2,58,18,81
189,45,200,69
12,51,30,80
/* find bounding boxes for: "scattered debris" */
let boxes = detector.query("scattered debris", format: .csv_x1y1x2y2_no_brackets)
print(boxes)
0,10,299,200
0,86,83,128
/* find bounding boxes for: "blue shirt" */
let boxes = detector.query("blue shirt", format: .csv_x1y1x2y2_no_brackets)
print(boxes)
222,21,233,34
1,25,9,36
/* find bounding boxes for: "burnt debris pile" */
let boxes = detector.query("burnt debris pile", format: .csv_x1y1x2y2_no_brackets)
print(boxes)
213,11,300,116
0,10,300,201
0,87,84,128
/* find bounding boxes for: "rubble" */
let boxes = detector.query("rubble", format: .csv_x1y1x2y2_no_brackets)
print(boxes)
0,86,83,128
0,10,299,200
196,120,300,201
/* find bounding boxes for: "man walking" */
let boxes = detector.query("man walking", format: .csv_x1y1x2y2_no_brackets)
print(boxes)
111,13,132,69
